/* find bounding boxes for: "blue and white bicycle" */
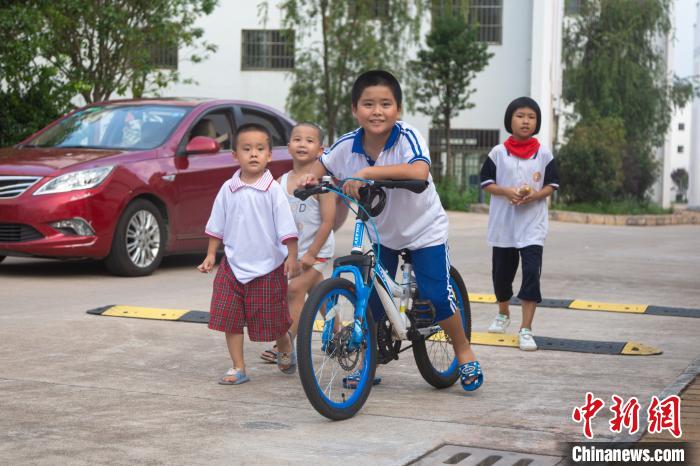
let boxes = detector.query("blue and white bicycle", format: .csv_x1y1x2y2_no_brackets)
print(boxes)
294,177,472,420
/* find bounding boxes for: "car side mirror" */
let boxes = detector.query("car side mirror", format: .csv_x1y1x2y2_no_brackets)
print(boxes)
185,136,220,155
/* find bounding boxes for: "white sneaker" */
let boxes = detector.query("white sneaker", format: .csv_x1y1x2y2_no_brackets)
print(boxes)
488,314,511,333
519,328,538,351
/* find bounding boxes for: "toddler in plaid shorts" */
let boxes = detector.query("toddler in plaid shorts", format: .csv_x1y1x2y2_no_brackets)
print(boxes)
198,123,301,385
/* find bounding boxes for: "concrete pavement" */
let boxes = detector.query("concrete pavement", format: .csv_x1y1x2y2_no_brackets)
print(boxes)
1,212,699,465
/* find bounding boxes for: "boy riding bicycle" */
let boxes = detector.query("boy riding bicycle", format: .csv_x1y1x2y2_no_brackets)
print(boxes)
299,70,482,391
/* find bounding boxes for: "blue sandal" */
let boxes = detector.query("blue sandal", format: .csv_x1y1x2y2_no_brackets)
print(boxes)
458,361,483,391
342,371,382,389
219,368,250,385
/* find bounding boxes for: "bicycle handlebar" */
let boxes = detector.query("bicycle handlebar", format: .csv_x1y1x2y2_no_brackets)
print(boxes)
371,179,428,194
293,178,428,201
293,181,332,201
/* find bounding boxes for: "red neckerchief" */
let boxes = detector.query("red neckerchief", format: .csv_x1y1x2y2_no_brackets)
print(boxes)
504,136,540,159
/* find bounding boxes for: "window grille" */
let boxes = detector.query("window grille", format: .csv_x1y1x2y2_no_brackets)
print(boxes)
242,30,295,70
431,0,502,44
148,42,178,70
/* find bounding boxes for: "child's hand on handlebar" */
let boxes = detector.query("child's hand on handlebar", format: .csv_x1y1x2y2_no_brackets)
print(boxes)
297,174,319,188
343,172,368,199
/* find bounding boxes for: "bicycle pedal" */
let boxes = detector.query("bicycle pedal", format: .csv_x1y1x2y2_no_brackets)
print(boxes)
408,299,435,328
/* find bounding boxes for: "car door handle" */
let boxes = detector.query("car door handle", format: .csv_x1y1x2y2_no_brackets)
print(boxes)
162,174,176,182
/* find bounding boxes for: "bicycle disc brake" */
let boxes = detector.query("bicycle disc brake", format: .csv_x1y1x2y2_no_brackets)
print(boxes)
335,326,361,371
376,315,401,365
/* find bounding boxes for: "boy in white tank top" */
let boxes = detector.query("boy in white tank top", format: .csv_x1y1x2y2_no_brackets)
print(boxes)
260,123,335,363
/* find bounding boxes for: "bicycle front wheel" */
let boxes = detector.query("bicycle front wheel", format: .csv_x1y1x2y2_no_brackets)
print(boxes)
297,277,378,420
412,266,472,388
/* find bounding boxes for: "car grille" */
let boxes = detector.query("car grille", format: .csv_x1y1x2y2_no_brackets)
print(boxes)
0,176,42,198
0,224,44,242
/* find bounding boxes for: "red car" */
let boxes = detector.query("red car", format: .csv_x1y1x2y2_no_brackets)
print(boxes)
0,98,311,276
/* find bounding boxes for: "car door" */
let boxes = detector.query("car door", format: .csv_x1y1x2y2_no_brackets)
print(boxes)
170,107,236,248
233,105,292,179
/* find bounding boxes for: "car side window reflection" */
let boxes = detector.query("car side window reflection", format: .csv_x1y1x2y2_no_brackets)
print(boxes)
238,107,287,146
187,110,234,150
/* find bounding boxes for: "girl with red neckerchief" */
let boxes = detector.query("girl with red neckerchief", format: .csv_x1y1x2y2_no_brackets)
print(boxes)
479,97,560,351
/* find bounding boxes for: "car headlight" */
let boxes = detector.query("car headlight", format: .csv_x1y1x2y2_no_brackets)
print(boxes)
34,166,114,195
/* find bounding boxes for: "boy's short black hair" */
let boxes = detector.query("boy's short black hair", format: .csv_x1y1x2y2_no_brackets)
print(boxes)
504,97,541,135
233,123,272,149
351,70,402,109
292,122,325,144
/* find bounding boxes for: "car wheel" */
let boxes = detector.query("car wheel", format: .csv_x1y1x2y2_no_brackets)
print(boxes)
105,199,166,276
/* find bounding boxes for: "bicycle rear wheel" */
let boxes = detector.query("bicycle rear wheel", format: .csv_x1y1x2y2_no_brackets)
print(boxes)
297,277,377,420
412,266,472,388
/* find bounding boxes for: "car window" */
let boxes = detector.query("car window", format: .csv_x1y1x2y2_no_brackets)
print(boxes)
29,105,190,150
187,110,234,150
238,107,287,146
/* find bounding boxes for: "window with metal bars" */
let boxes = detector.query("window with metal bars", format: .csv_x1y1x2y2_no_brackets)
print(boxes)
565,0,584,16
429,128,500,188
431,0,502,44
241,30,295,70
148,42,178,70
348,0,390,19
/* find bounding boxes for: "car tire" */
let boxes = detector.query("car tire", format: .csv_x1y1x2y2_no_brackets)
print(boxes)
105,199,166,277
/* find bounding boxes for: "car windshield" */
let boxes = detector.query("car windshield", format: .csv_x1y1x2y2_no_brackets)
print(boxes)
28,104,191,150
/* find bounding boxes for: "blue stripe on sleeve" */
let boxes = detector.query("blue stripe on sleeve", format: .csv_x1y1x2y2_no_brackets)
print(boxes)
318,156,335,177
408,156,430,166
402,128,423,157
400,130,421,158
329,130,359,151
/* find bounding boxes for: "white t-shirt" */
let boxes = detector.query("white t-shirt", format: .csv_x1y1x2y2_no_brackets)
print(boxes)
480,143,560,248
280,172,334,259
205,169,298,284
320,121,448,250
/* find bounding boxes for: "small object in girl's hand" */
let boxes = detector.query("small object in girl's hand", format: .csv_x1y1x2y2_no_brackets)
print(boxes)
518,184,532,196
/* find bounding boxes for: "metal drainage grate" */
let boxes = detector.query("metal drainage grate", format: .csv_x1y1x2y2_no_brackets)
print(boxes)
409,445,563,466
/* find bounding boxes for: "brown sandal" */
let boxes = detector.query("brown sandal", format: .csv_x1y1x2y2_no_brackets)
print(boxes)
260,346,278,363
277,332,296,374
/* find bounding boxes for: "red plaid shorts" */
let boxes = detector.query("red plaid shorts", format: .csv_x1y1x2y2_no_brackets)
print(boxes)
208,258,291,342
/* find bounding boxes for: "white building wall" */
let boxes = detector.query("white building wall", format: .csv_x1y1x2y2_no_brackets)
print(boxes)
667,105,692,202
426,0,535,143
688,0,700,208
529,0,564,150
670,105,692,171
163,1,289,111
162,0,562,149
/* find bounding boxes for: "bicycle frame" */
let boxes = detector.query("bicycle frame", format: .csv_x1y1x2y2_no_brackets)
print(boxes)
331,217,411,341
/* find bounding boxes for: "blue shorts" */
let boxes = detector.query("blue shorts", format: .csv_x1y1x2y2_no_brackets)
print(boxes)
369,243,458,323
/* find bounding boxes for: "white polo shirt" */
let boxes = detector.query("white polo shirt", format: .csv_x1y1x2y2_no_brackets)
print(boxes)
320,121,448,250
480,144,560,248
205,169,298,284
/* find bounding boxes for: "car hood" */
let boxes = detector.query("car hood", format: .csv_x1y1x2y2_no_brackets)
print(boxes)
0,147,134,176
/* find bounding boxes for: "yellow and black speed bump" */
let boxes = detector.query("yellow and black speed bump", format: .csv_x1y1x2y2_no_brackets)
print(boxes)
87,305,200,321
87,306,662,356
179,311,210,323
514,297,575,309
464,333,661,356
470,295,700,318
644,305,700,318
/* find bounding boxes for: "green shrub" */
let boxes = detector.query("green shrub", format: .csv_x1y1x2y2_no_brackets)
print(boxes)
435,177,483,211
551,200,671,215
557,116,626,203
